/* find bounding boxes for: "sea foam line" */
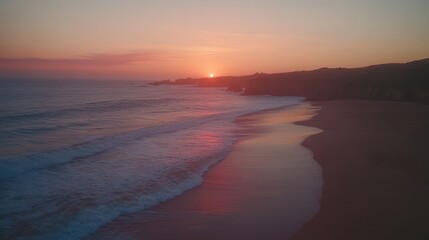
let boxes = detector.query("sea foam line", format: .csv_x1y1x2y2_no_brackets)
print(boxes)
1,133,233,240
0,110,241,180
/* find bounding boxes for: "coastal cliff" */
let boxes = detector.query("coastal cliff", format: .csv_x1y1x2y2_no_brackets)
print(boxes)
244,58,429,104
152,58,429,104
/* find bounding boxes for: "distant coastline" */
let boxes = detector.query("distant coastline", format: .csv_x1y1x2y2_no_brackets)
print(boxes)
152,58,429,104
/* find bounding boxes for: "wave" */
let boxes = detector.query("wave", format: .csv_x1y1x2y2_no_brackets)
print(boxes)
0,110,243,179
0,98,180,123
0,93,305,240
0,117,235,240
0,149,230,240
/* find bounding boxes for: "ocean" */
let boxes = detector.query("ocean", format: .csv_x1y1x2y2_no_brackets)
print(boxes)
0,79,303,240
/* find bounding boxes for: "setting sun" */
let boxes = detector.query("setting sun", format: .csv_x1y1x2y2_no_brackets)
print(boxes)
209,73,214,78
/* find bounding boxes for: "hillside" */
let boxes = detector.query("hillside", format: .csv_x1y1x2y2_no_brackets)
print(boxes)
244,59,429,104
152,58,429,104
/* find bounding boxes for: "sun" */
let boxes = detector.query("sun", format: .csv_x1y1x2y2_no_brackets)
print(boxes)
209,73,214,78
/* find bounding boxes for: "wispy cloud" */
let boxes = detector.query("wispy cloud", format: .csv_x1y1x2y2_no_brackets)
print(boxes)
0,45,235,68
0,51,162,67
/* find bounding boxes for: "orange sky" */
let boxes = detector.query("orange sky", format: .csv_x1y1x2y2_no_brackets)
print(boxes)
1,0,429,80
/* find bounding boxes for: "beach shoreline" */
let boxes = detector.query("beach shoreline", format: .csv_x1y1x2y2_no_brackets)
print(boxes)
89,99,429,240
89,102,323,240
292,100,429,240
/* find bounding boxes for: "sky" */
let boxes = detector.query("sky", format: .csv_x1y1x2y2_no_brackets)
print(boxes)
1,0,429,80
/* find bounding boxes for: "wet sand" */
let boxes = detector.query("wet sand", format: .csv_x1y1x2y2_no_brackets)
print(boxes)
90,103,323,240
292,100,429,240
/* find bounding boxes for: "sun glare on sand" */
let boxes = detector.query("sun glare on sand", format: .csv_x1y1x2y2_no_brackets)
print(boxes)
209,73,214,78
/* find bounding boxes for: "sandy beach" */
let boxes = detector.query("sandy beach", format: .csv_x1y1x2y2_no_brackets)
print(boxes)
90,103,323,240
292,100,429,240
89,100,429,240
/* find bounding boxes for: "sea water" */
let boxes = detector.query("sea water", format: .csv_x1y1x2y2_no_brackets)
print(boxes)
0,79,303,240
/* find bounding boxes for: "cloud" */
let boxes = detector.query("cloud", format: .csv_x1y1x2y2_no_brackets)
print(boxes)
0,51,162,67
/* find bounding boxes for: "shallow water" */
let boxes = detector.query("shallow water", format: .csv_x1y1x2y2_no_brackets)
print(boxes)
89,103,323,240
0,79,303,240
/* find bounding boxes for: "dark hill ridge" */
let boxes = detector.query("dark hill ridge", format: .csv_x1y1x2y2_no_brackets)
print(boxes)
152,58,429,104
244,58,429,104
